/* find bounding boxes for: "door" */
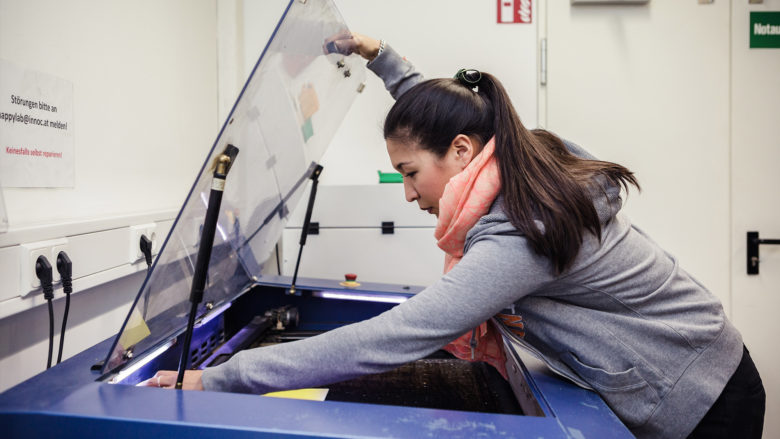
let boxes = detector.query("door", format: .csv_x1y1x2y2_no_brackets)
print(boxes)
731,1,780,437
543,1,732,308
544,0,777,434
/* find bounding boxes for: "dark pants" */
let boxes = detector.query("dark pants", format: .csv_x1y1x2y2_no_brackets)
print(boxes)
687,345,765,439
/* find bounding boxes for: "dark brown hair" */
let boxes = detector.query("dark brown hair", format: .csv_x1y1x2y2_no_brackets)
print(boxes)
384,74,639,274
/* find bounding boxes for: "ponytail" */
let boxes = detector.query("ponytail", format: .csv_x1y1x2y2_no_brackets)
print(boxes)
385,72,639,274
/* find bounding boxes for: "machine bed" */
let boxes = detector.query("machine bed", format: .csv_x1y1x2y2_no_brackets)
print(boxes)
182,285,524,415
0,277,633,438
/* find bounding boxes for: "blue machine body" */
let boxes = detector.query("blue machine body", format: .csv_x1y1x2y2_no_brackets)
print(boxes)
0,277,633,439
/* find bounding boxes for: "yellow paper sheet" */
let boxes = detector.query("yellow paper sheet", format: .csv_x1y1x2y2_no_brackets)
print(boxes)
263,388,329,401
118,308,151,349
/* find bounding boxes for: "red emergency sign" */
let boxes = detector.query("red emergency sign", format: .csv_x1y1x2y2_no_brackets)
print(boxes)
497,0,532,24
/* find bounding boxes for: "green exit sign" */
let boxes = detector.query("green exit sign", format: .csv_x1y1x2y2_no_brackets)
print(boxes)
751,12,780,48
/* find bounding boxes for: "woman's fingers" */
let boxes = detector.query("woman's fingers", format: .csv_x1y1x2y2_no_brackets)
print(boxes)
139,370,177,388
140,370,203,390
157,372,175,388
322,31,356,55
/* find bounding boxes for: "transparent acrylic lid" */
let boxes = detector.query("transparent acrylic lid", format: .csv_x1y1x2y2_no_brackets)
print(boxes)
103,0,366,372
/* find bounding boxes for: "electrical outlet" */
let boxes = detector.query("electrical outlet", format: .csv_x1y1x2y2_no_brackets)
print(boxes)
51,241,69,283
129,223,157,263
19,238,67,296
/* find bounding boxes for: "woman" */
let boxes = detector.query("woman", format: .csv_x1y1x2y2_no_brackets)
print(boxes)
151,35,765,438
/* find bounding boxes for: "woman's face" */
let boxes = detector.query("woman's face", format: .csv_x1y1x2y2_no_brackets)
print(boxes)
386,135,476,216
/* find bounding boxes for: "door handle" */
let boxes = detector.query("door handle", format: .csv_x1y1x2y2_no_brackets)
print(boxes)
747,231,780,275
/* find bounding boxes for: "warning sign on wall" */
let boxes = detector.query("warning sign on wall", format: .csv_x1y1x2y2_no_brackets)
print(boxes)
497,0,532,24
0,59,74,188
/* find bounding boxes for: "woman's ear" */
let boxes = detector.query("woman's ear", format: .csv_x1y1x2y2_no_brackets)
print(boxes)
450,134,477,168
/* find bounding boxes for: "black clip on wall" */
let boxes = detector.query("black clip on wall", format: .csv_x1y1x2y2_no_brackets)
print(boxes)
175,144,239,390
747,231,780,275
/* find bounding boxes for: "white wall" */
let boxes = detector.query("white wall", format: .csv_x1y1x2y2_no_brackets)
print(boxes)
0,0,218,391
543,1,732,309
0,0,218,226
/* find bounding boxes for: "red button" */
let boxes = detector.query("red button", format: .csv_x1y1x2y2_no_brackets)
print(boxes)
345,273,357,281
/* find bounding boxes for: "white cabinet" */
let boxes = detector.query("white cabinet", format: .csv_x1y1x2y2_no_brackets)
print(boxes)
282,185,442,287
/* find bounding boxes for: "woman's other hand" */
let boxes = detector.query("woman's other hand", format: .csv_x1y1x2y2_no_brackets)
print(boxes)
323,32,381,61
141,370,204,390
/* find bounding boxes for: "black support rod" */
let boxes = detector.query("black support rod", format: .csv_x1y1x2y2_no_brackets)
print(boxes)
175,145,238,389
289,164,323,294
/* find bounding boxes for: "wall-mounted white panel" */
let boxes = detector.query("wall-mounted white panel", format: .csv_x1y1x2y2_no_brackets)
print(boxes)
0,246,21,302
286,184,437,228
0,210,175,320
283,184,441,287
282,228,442,287
0,189,6,233
67,229,131,280
155,220,175,256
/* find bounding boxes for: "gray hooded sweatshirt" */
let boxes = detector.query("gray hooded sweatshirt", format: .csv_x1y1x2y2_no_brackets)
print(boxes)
202,45,744,439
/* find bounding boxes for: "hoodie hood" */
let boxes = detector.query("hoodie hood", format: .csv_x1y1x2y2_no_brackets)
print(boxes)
464,174,624,253
590,174,624,225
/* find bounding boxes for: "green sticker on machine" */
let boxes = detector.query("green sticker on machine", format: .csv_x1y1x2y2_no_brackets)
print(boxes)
377,170,403,183
751,12,780,48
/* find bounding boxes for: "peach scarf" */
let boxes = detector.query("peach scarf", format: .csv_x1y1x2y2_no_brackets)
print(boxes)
434,137,508,378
